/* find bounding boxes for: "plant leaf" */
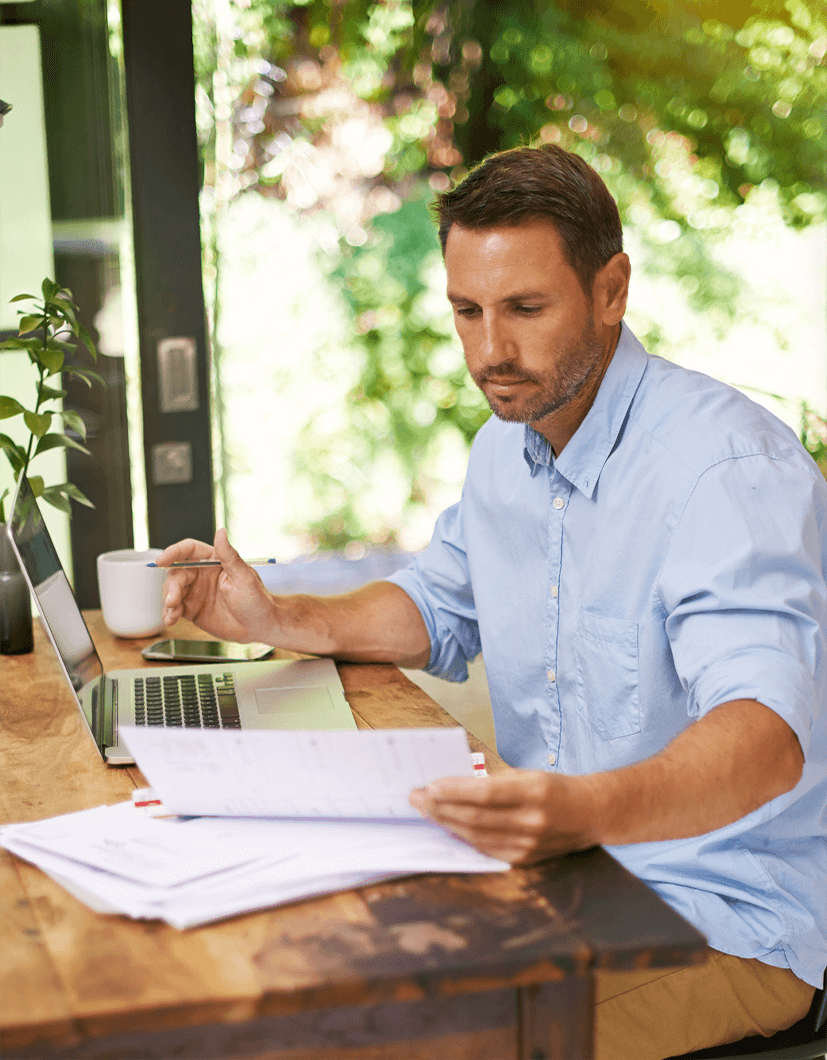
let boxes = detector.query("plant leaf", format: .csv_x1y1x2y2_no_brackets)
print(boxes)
0,337,42,352
59,482,94,503
18,314,43,335
28,475,45,497
23,410,52,438
9,294,36,302
75,321,98,360
38,347,64,376
49,302,77,327
0,396,25,419
33,432,91,458
38,382,68,402
58,482,94,506
60,409,87,440
64,366,105,388
46,338,77,354
41,278,59,300
43,482,94,511
40,488,72,515
0,433,27,473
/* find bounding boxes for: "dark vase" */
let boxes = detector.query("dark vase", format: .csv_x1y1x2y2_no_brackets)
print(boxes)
0,524,33,655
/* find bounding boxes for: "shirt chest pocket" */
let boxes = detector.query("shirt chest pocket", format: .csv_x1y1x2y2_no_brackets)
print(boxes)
575,611,641,740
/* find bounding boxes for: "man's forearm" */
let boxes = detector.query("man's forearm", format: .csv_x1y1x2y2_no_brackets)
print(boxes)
583,699,804,847
267,581,432,668
408,698,805,865
159,532,432,664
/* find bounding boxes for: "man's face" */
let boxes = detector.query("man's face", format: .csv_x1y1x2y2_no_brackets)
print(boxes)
444,221,610,435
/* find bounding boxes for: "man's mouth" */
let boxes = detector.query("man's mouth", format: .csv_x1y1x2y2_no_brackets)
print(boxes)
482,376,531,390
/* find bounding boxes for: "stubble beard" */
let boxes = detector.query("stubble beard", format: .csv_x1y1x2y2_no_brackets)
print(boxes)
470,318,607,426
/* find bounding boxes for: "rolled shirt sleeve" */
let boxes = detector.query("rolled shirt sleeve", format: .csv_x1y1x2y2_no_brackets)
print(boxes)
658,453,826,759
386,500,482,683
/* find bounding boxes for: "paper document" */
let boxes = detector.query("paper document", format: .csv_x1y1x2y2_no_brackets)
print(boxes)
1,797,508,930
121,725,474,819
2,804,263,886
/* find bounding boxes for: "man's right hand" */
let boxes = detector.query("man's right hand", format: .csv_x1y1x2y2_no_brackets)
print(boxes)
156,528,277,645
157,530,432,666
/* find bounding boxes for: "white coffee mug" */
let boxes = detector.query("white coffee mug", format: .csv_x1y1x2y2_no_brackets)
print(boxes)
97,548,167,638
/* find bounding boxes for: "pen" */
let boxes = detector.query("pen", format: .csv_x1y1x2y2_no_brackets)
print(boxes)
147,558,277,568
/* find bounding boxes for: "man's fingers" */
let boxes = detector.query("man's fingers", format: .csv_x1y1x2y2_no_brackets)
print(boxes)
155,537,214,567
425,817,546,865
416,772,547,808
409,772,560,865
213,528,255,579
418,796,547,835
411,772,589,866
163,565,201,606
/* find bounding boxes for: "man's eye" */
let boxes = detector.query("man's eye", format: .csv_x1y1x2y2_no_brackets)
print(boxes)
515,305,542,315
455,306,479,317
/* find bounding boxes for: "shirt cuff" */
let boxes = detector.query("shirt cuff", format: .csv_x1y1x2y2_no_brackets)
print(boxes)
690,649,814,758
385,569,473,683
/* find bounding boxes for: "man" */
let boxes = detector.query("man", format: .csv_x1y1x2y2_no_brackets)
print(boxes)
160,145,826,1059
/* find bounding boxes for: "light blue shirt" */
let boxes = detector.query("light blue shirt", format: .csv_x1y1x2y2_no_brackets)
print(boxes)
388,324,827,987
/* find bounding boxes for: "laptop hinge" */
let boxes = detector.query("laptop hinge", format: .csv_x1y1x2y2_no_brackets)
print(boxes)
91,677,117,751
102,676,117,750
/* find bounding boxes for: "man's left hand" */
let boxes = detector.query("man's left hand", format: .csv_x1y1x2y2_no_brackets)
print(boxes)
409,770,599,865
409,701,805,866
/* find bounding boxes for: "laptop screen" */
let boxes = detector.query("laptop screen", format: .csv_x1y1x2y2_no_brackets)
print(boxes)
8,477,104,727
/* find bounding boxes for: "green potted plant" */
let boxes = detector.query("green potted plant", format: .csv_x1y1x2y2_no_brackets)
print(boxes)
0,278,102,653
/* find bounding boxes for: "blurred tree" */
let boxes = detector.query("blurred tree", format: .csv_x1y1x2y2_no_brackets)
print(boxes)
443,0,825,225
192,0,825,547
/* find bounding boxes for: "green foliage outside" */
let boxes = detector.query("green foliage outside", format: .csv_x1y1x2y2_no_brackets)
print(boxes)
790,399,827,477
192,0,826,549
306,192,492,548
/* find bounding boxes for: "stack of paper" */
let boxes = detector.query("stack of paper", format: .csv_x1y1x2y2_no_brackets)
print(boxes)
1,727,508,929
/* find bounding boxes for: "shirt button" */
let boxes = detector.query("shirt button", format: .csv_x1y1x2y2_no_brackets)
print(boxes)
547,669,556,682
547,753,557,766
552,497,564,510
550,585,558,598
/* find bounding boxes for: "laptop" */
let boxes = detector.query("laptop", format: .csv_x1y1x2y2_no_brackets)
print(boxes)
7,476,357,765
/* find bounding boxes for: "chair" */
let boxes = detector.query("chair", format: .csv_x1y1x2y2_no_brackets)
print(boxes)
669,984,826,1060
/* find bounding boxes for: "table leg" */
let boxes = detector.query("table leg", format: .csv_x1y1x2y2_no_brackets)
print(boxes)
518,975,594,1060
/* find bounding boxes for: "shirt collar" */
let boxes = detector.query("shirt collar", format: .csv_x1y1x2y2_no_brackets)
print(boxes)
522,323,649,498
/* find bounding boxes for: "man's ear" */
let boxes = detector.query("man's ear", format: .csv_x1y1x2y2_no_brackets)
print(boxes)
594,253,631,326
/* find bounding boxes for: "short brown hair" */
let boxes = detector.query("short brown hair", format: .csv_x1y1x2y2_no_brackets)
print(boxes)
434,144,623,294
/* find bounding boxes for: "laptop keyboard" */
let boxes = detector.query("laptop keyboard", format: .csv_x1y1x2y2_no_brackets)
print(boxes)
133,673,241,729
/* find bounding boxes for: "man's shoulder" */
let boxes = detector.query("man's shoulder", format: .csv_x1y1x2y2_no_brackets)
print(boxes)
631,354,807,475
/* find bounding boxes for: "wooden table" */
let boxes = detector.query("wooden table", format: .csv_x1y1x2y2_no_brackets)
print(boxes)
0,614,706,1060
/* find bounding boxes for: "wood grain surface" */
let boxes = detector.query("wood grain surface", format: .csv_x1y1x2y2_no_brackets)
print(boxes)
0,614,706,1059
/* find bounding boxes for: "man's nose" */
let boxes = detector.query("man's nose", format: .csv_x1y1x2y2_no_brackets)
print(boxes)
478,315,512,366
